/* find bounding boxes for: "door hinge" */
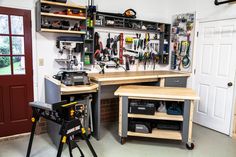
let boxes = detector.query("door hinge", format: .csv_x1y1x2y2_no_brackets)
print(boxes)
197,32,199,37
194,69,196,74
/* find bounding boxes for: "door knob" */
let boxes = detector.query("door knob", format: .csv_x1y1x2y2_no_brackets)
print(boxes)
228,82,233,87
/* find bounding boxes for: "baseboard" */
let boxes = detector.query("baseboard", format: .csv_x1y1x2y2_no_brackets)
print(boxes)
0,132,30,142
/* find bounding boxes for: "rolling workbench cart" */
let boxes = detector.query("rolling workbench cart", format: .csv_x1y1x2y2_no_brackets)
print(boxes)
115,85,199,150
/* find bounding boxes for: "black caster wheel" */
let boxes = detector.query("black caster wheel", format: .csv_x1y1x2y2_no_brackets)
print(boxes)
120,137,126,145
186,143,194,150
86,134,91,139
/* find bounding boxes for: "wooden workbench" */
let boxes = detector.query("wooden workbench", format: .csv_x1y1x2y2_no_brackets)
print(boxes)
88,70,191,140
89,70,190,86
115,85,199,148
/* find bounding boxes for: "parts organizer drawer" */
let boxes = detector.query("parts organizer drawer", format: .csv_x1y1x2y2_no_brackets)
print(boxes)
165,77,187,87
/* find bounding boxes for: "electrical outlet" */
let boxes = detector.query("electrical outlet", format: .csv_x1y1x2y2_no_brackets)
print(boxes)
39,58,44,66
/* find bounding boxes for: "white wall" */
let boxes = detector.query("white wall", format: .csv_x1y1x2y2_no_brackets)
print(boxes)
168,0,236,20
196,0,236,19
94,0,171,23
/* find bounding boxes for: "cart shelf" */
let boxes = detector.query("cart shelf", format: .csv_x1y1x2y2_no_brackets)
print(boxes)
128,129,182,140
128,112,183,121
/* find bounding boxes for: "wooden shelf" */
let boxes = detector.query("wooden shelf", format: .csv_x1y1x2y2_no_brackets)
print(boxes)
128,129,182,140
95,25,158,33
41,28,86,34
41,0,86,9
41,12,86,20
128,112,183,121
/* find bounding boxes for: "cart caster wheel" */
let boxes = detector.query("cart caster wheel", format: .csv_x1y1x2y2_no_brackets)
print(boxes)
86,134,91,139
120,137,126,145
186,143,194,150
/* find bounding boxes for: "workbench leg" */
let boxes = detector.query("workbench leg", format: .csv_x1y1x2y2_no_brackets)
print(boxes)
119,96,128,144
187,101,195,146
160,78,165,87
182,100,195,150
93,83,101,140
182,100,190,143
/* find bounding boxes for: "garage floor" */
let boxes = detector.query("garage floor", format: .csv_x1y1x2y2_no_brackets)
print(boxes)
0,124,236,157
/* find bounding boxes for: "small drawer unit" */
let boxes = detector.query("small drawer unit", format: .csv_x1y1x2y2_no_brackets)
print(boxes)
164,77,187,87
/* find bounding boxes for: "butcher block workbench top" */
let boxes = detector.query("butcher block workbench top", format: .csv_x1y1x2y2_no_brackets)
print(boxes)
89,71,190,85
61,83,98,95
114,85,199,100
45,76,98,95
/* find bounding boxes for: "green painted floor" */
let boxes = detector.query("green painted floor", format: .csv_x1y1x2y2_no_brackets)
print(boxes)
0,124,235,157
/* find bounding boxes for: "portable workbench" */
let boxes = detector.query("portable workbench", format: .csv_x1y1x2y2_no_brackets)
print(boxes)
88,70,190,140
114,85,199,149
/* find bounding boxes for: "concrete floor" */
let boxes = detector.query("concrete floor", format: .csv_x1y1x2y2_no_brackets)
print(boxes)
0,124,236,157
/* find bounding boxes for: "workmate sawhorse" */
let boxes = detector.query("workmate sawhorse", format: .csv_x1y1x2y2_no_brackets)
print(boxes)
26,101,98,157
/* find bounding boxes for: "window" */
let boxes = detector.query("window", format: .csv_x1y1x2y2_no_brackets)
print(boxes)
0,14,25,75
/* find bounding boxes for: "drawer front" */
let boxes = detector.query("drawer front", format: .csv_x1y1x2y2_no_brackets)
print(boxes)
165,77,187,87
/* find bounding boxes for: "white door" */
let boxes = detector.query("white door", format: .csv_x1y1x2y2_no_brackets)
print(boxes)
194,19,236,135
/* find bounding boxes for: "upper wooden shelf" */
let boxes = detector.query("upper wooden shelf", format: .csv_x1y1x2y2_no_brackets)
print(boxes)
41,12,86,20
41,0,86,9
41,28,86,34
128,112,183,121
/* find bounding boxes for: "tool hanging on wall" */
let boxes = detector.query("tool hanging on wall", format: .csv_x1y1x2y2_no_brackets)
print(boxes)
123,54,130,71
125,36,134,49
111,35,120,56
119,33,124,64
143,51,150,70
106,33,112,49
143,33,150,50
123,48,139,54
182,41,191,69
106,58,126,71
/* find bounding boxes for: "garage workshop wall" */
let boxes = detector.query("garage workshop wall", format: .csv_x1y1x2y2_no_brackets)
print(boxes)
1,0,236,101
